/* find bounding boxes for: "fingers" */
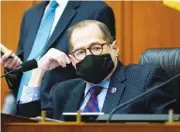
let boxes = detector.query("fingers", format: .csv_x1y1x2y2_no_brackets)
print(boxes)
50,48,71,68
51,53,66,68
8,56,21,69
1,50,13,64
4,59,12,68
0,50,21,69
38,48,72,71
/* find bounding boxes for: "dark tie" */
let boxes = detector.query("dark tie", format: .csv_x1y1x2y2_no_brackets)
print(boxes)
83,86,103,112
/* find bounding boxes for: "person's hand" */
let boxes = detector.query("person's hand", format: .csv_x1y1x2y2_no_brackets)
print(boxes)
38,48,71,72
0,50,22,70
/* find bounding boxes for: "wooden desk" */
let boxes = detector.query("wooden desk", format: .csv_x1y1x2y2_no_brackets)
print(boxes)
3,122,180,132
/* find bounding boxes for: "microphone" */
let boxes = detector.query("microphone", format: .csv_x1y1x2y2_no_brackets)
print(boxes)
1,59,38,78
107,72,180,122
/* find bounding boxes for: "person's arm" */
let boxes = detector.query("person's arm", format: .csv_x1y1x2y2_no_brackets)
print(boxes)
17,48,71,117
19,68,45,104
16,69,45,117
19,48,71,103
28,68,45,87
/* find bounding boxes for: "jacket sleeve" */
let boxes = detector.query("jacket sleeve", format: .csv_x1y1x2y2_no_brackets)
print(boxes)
16,100,41,117
16,81,67,118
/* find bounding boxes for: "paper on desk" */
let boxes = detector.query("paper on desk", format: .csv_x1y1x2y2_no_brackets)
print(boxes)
30,116,63,122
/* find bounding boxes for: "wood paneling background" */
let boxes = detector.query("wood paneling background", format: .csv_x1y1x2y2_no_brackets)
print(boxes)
132,1,180,63
1,1,180,108
106,1,180,64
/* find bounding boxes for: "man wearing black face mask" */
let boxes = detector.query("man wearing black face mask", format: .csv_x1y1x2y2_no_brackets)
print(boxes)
17,20,180,119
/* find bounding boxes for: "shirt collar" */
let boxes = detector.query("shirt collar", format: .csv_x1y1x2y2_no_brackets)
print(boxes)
50,0,69,8
84,77,111,97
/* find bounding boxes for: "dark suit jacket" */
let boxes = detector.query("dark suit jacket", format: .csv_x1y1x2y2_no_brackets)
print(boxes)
5,1,115,115
49,62,180,120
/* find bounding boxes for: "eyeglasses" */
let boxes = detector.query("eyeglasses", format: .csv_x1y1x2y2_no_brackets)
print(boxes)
71,43,108,61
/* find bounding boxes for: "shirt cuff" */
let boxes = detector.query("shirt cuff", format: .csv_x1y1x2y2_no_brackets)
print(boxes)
20,85,40,104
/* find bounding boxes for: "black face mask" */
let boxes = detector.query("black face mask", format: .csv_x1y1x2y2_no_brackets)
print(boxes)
75,54,115,84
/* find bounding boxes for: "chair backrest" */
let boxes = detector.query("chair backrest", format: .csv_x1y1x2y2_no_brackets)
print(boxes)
139,48,180,79
139,48,180,109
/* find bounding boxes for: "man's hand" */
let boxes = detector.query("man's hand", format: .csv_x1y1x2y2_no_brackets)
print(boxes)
0,50,22,69
28,48,71,87
38,48,71,72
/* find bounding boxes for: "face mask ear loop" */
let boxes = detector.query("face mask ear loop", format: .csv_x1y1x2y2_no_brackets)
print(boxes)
109,43,118,65
110,43,117,55
104,54,118,80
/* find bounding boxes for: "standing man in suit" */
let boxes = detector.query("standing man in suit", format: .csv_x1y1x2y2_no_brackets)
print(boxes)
0,0,115,116
18,20,179,119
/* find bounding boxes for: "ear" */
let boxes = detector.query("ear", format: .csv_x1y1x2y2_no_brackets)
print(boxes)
112,41,119,56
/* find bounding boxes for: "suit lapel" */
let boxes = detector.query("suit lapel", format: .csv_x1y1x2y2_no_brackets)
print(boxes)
26,2,48,59
63,80,86,112
102,62,126,113
43,1,80,53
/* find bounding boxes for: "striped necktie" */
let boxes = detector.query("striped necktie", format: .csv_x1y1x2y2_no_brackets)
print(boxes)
83,86,103,112
17,1,59,101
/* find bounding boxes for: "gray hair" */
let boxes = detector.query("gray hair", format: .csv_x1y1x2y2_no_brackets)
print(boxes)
68,20,114,51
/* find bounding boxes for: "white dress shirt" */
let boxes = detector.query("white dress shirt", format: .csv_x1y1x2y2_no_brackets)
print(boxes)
46,0,68,36
20,0,68,103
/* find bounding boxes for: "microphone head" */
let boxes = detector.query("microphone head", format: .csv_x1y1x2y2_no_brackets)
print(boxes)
21,59,38,72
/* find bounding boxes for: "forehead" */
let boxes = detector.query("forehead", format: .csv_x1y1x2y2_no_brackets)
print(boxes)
70,24,105,51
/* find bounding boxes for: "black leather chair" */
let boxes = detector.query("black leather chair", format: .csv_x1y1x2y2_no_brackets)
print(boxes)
139,48,180,99
139,48,180,78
